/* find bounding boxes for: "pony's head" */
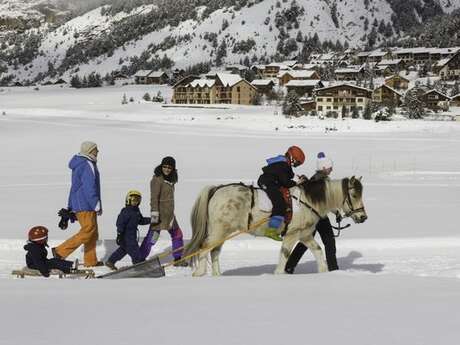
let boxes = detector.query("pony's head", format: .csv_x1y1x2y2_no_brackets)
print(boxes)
342,176,367,224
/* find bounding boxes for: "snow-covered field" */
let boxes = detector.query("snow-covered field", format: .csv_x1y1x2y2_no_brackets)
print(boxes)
1,85,460,345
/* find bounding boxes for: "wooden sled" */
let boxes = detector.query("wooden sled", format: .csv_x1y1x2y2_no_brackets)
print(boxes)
11,267,95,279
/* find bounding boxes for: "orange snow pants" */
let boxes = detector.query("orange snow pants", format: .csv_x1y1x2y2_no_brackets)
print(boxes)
55,211,99,267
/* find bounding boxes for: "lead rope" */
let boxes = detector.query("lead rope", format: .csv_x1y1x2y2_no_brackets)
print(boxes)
162,217,269,269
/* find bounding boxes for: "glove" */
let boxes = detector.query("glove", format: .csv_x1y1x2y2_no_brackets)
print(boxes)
151,211,160,225
297,175,308,185
58,208,73,230
116,232,123,246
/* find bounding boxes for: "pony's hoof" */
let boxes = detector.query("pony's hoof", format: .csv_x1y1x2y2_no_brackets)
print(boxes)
274,268,286,275
192,271,206,277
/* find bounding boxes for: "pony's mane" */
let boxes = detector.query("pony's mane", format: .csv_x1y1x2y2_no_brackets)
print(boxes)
300,179,327,204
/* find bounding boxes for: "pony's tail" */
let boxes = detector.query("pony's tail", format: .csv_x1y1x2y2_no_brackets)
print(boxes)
184,185,216,265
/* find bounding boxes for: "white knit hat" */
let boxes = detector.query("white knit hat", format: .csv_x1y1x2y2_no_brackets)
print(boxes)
79,141,98,161
316,152,333,171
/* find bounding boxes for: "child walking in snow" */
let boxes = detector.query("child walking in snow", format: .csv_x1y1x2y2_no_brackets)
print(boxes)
24,226,75,277
105,190,151,270
145,156,187,267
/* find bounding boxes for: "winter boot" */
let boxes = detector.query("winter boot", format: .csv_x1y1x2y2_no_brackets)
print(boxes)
85,261,104,268
51,247,63,259
105,261,117,271
264,216,284,241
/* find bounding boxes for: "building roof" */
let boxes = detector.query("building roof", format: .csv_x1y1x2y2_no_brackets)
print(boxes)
451,93,460,100
357,51,371,57
285,80,322,87
148,71,168,78
335,67,362,74
266,62,290,69
134,70,153,77
378,59,403,66
374,84,403,96
281,60,298,67
293,63,318,70
434,58,450,67
424,89,451,100
385,74,410,82
368,50,389,57
216,73,243,87
251,79,275,86
278,70,317,78
316,83,372,93
225,64,248,71
189,79,216,88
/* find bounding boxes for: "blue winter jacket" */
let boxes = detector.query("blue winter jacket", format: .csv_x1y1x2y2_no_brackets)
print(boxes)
67,155,101,212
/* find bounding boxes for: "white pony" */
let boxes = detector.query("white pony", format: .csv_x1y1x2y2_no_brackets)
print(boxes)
184,177,367,276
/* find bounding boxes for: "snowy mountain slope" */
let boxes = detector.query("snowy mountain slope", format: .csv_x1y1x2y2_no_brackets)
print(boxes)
2,0,460,83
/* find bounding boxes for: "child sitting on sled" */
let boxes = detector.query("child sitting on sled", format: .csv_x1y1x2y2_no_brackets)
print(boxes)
24,226,75,277
105,190,151,271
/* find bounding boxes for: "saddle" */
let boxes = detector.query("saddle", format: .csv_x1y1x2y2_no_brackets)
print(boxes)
257,187,293,226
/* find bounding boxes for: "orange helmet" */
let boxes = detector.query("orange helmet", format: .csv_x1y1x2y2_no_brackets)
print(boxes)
28,226,49,244
286,146,305,167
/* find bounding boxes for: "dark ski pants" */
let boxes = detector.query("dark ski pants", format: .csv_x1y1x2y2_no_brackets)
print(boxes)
108,235,149,265
28,258,73,276
260,184,286,217
285,217,338,273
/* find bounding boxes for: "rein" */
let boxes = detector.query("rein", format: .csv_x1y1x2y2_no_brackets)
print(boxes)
291,193,322,219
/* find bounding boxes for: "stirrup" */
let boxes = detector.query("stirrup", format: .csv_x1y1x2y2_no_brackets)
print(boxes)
264,228,283,241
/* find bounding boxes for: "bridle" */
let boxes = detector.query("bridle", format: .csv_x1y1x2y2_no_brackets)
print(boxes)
342,184,365,218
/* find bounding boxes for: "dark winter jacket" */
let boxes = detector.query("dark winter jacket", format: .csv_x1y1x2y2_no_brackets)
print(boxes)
24,242,51,277
67,155,101,212
116,205,151,240
258,155,296,188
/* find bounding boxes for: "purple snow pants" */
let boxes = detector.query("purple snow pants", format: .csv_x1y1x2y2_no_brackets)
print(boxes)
139,219,184,260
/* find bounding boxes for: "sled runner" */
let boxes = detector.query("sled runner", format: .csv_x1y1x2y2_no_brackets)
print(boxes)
11,267,95,279
97,256,165,279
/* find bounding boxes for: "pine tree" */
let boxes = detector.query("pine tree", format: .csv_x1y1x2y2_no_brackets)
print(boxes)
70,75,82,88
143,92,151,101
451,80,460,97
352,106,360,119
403,88,426,119
215,40,227,66
121,93,128,105
363,102,373,120
282,90,300,116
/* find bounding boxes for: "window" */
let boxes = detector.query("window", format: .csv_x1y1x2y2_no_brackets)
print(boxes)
317,98,323,102
327,106,331,110
327,98,332,102
333,106,338,110
237,87,241,92
318,106,323,111
357,98,363,102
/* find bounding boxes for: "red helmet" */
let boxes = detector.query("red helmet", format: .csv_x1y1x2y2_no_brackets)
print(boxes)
286,146,305,167
28,226,48,244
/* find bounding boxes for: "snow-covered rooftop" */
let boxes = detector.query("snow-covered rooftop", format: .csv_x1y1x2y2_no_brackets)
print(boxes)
251,79,274,86
378,59,403,66
278,70,317,78
134,70,153,77
188,79,216,88
285,80,322,87
216,73,243,87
